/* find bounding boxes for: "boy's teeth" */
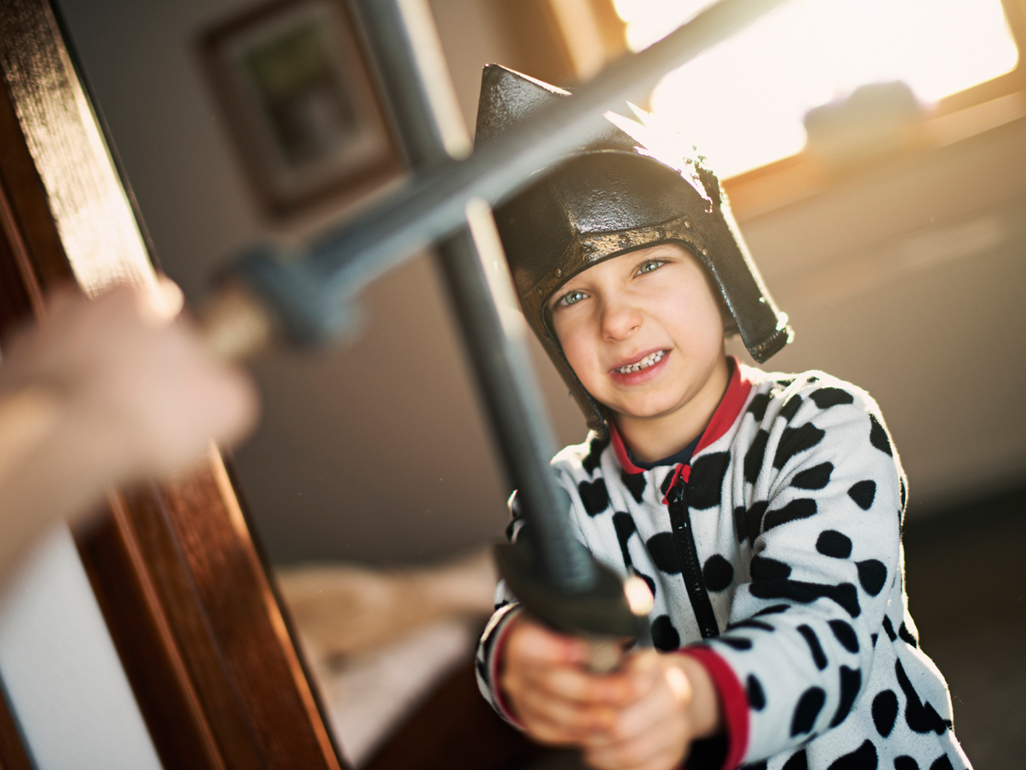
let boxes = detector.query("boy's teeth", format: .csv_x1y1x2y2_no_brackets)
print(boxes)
617,350,665,373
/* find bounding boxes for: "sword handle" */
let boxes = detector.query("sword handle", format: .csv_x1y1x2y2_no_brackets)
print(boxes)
583,635,626,674
197,284,277,362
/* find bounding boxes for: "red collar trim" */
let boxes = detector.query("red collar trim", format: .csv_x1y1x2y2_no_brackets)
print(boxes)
611,423,645,474
611,357,753,474
695,357,753,455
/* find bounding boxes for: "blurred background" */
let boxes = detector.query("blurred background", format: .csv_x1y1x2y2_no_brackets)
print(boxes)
49,0,1026,766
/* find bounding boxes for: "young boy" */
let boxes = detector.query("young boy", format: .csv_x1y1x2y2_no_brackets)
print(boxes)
473,65,971,770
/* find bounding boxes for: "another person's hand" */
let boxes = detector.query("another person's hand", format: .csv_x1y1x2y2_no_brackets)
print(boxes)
0,281,259,587
499,613,720,770
0,281,258,487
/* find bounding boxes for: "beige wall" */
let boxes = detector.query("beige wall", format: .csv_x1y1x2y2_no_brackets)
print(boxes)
735,118,1026,511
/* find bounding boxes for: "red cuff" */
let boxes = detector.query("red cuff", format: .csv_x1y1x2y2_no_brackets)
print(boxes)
677,646,750,770
489,606,526,728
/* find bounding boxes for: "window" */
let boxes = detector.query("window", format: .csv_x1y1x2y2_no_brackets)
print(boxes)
612,0,1021,178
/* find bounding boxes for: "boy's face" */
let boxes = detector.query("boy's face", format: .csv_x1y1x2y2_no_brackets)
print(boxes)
548,243,727,429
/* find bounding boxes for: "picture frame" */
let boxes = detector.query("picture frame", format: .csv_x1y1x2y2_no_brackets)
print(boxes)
200,0,401,218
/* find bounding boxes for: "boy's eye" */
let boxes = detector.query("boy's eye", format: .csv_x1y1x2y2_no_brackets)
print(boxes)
556,289,587,308
636,259,664,276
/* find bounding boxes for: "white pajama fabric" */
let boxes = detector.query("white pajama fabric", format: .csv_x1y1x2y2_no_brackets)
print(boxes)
477,364,970,770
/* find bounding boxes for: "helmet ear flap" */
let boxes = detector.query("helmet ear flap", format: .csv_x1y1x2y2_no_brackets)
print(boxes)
704,261,740,338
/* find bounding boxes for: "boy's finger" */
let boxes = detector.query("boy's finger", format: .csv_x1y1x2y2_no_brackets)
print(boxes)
519,711,590,748
538,664,634,706
584,739,683,770
583,707,687,770
506,616,589,666
589,678,682,747
506,663,616,713
516,686,614,738
619,648,685,702
620,648,661,679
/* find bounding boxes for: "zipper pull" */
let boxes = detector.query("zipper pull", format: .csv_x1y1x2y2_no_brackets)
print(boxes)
663,464,690,506
670,483,685,506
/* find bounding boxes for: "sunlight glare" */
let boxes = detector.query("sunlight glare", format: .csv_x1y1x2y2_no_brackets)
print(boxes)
613,0,1019,176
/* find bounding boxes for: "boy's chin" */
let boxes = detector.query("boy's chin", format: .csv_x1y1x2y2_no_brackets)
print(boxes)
608,397,691,424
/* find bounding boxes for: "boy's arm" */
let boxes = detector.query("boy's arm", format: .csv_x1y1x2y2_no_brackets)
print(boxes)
476,485,528,721
476,599,524,723
685,378,905,765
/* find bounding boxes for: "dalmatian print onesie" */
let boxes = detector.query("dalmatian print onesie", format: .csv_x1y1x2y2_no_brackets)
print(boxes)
477,361,971,770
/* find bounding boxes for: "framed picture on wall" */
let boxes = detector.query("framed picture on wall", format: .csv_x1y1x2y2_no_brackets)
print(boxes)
200,0,401,217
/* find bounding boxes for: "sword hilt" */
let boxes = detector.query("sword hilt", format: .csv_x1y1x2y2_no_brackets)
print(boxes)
494,540,653,671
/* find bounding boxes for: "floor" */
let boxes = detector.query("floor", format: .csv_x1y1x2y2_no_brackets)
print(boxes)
902,486,1026,768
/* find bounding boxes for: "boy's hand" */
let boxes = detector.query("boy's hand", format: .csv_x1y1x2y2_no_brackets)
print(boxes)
499,613,606,745
500,614,721,770
579,650,718,770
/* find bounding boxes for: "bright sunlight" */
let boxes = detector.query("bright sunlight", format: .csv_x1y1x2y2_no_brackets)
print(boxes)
612,0,1019,176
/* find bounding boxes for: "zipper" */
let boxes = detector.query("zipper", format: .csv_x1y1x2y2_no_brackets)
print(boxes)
666,481,720,639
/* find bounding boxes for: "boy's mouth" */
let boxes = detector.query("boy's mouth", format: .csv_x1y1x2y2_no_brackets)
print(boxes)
614,350,666,374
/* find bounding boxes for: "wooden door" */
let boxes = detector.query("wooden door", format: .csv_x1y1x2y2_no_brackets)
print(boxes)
0,1,344,767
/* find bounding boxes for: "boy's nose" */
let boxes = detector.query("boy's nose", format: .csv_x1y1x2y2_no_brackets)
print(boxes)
600,298,642,341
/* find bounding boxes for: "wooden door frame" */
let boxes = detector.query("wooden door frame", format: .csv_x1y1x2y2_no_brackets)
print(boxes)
0,1,344,767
